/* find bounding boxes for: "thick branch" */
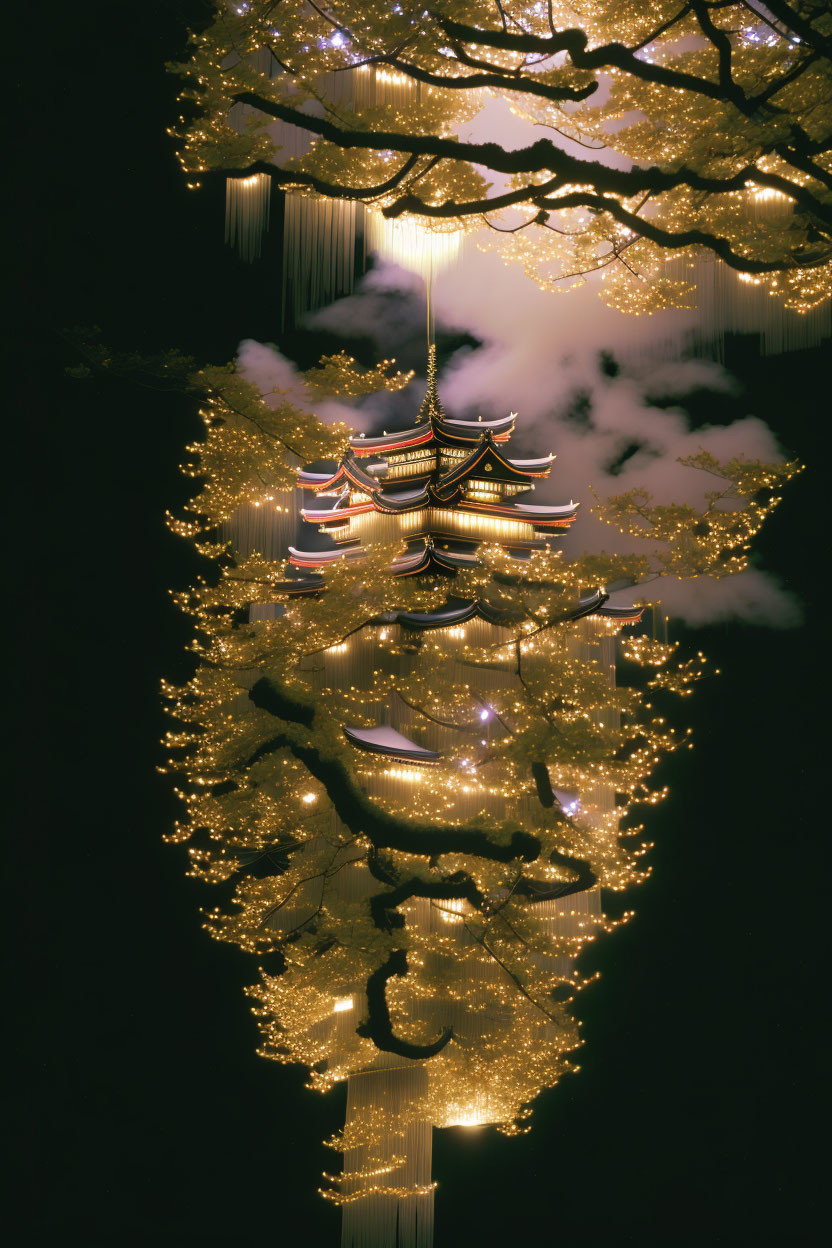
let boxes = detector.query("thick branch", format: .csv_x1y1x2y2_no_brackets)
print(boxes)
759,1,832,57
373,52,598,102
369,873,485,932
528,763,598,899
536,191,832,269
355,949,453,1058
436,15,757,112
230,91,824,213
248,677,540,863
216,151,422,201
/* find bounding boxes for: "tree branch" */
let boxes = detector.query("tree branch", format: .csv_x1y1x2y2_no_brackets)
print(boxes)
371,52,598,102
355,949,453,1058
434,15,758,113
247,677,541,863
230,91,824,211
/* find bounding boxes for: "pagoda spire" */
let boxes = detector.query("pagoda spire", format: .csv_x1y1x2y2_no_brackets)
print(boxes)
417,343,445,422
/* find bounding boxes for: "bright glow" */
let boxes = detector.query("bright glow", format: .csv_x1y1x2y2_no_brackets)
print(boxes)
302,792,317,804
437,898,466,923
366,210,462,282
383,767,424,783
333,997,353,1013
445,1102,487,1127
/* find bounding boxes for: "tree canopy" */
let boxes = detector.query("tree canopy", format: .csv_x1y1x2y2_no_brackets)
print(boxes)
173,1,832,312
163,354,797,1147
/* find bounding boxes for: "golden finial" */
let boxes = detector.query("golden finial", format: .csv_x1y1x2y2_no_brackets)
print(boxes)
417,344,445,423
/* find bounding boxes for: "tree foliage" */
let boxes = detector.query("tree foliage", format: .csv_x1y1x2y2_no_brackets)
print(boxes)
172,1,832,311
163,353,797,1141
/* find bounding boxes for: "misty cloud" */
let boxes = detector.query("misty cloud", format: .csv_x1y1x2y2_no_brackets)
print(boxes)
236,336,377,432
244,243,799,628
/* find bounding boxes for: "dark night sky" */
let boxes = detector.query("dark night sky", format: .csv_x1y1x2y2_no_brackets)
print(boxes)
10,4,827,1243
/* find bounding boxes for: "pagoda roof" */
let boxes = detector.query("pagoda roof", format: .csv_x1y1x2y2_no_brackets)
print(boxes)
384,592,642,630
373,486,431,513
384,599,519,629
568,591,645,623
347,412,516,457
288,543,362,569
343,725,441,762
298,457,387,491
349,424,434,455
460,498,578,528
432,435,553,501
263,583,645,629
430,412,514,448
348,342,516,457
598,603,645,622
390,541,480,577
300,489,577,528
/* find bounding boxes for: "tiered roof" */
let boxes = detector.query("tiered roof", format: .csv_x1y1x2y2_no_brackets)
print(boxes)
295,347,577,579
277,351,644,761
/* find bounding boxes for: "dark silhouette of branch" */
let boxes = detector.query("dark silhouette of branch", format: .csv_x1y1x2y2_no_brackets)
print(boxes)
247,677,540,863
435,13,829,109
372,52,598,102
213,151,422,201
356,949,454,1058
230,91,818,207
757,1,832,57
369,873,486,932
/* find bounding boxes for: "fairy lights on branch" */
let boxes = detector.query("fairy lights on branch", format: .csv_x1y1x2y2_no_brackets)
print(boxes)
170,2,832,315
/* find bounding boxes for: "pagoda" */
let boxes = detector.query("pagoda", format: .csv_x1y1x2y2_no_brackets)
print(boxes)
233,348,644,1247
291,346,577,590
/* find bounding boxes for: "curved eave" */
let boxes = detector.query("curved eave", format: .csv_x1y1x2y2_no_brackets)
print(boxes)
514,501,579,518
565,593,645,626
598,605,646,623
390,543,478,577
373,488,431,513
350,426,434,456
438,412,515,434
509,457,556,471
433,438,554,499
341,453,387,493
299,456,388,492
394,599,519,630
568,590,609,621
299,466,345,491
433,548,480,569
289,544,362,568
432,421,513,448
461,501,578,527
301,502,375,522
343,725,442,762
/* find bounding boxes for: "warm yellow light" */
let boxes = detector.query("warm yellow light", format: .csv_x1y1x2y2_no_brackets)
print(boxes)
445,1105,487,1128
333,997,353,1013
